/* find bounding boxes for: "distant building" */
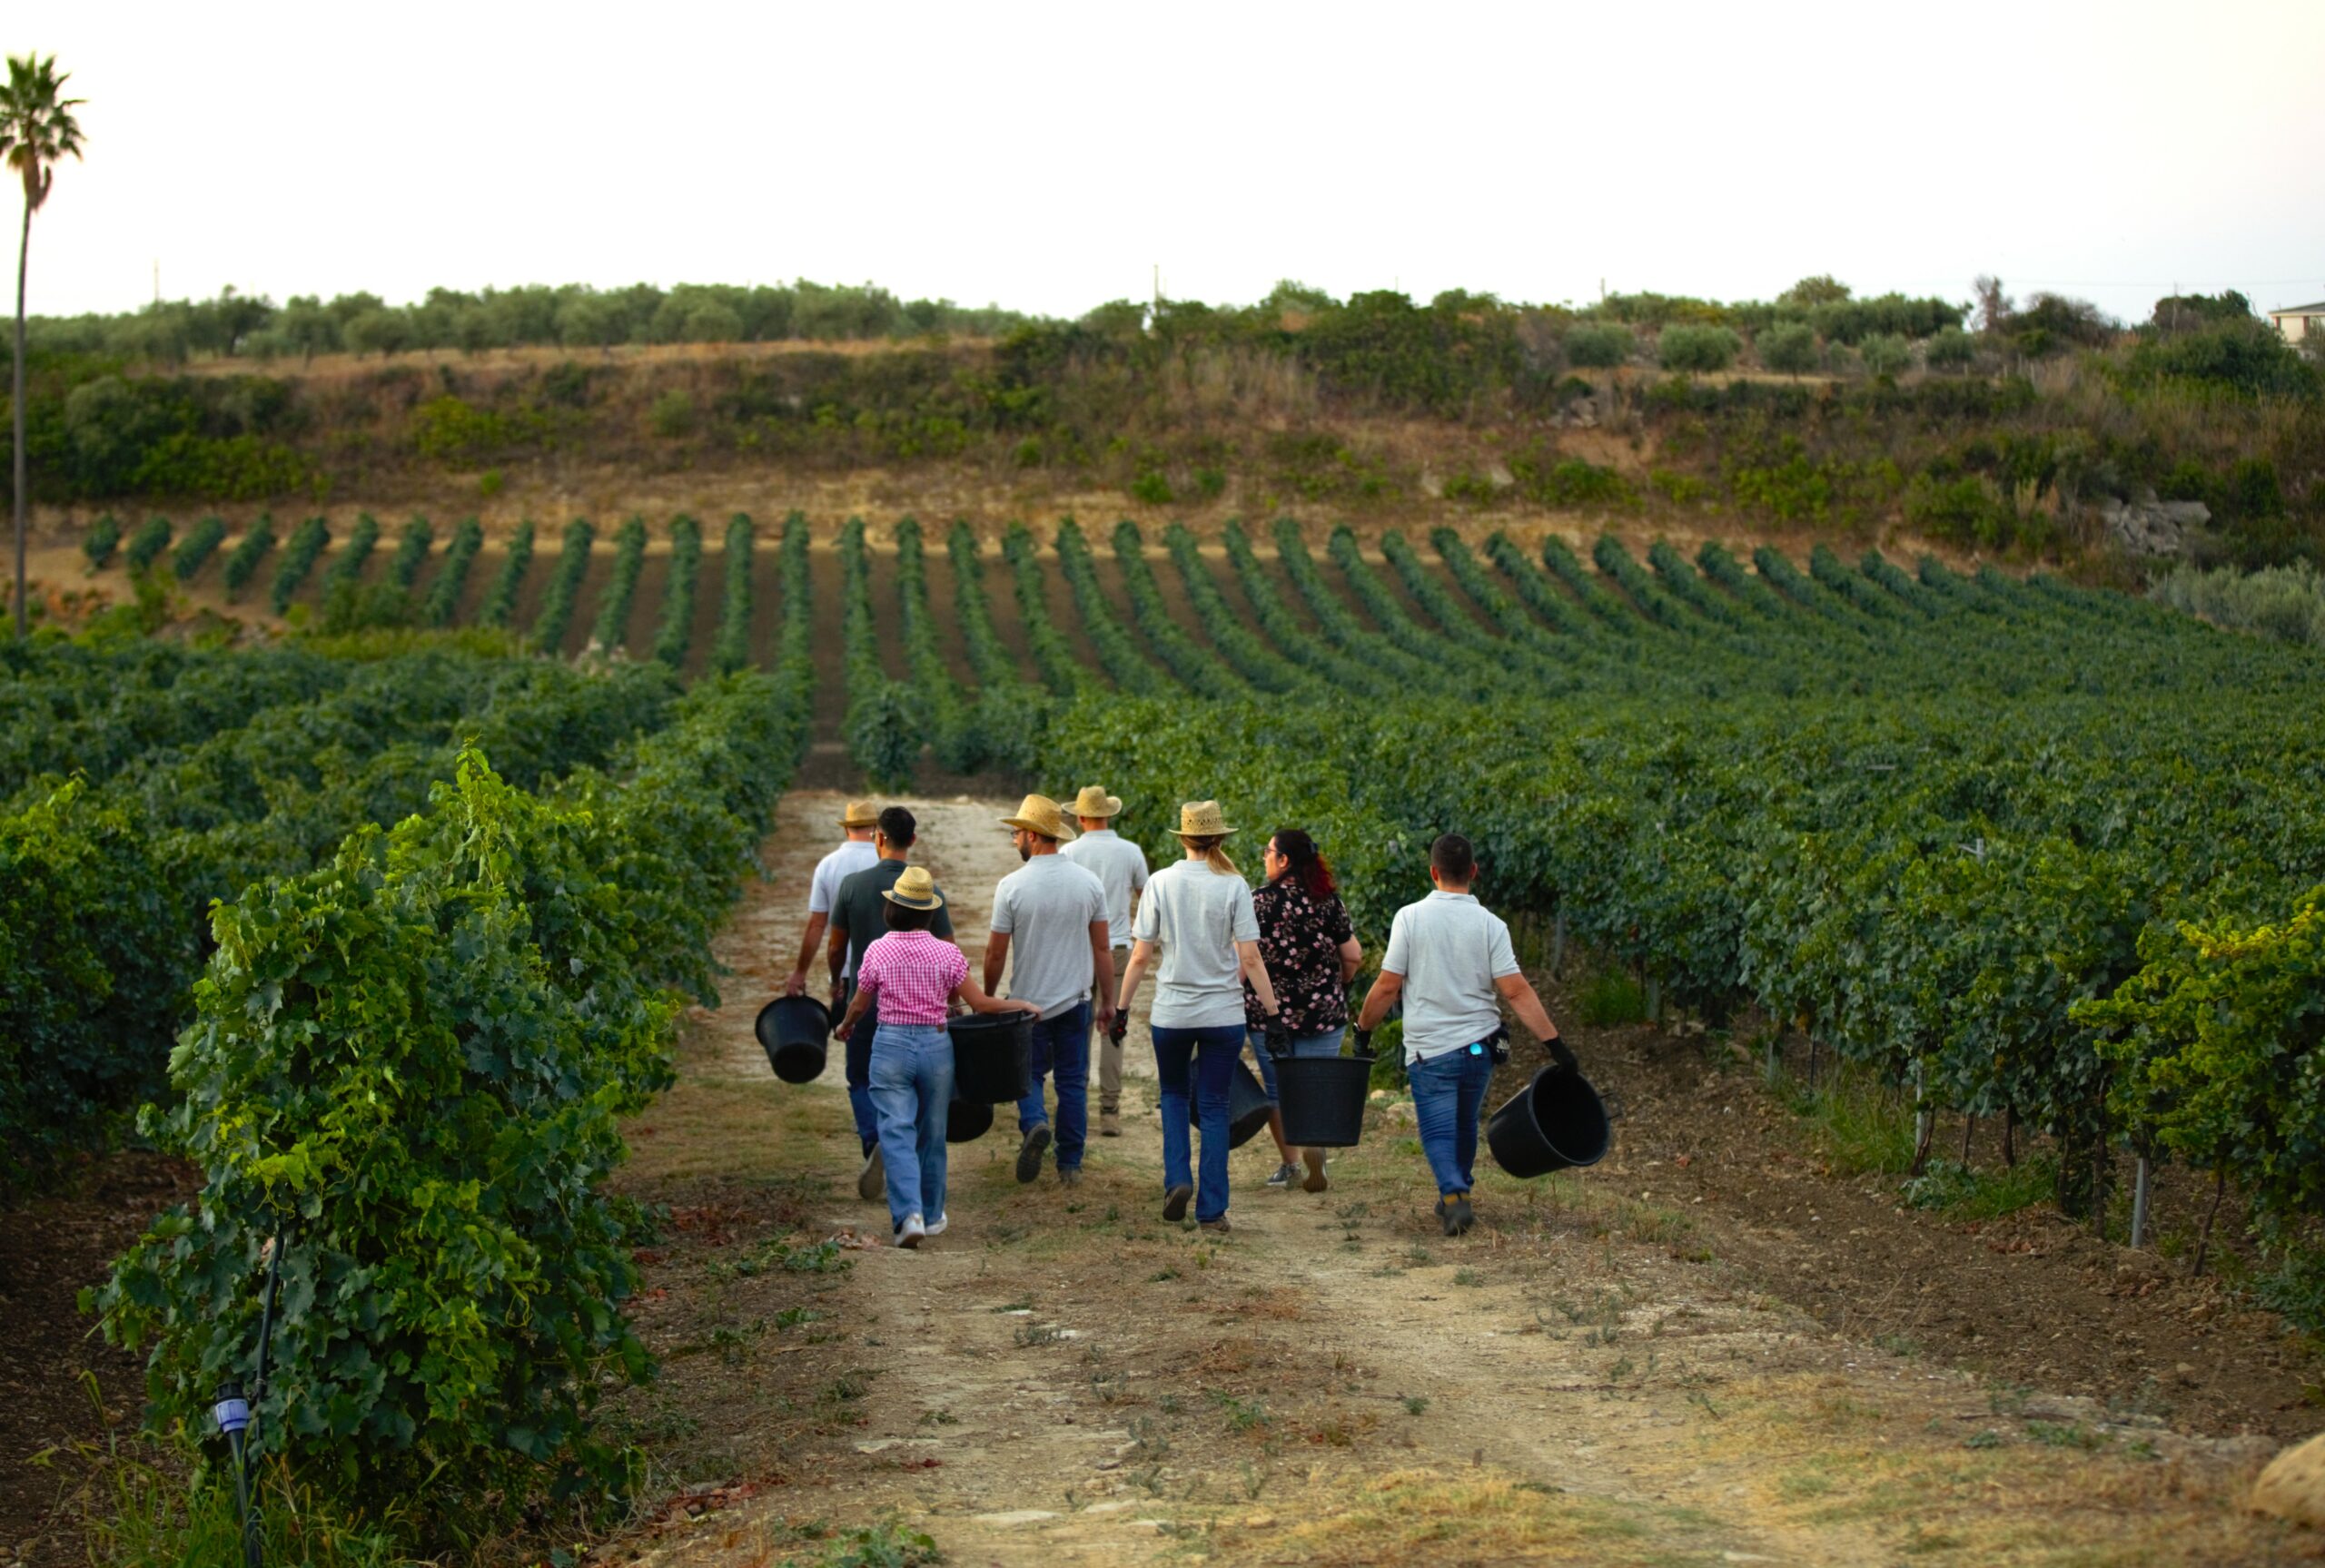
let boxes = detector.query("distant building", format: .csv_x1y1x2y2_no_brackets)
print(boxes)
2269,301,2325,342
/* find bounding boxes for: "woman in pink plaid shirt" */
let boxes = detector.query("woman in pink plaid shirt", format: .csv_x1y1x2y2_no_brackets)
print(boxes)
834,866,1034,1247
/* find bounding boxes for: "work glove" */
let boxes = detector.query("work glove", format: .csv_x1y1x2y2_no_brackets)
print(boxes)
1352,1027,1374,1057
1106,1010,1130,1047
1264,1014,1291,1057
1543,1031,1578,1073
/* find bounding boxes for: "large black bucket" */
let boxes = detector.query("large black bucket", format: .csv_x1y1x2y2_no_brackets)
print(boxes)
1275,1053,1375,1148
946,1096,994,1144
1188,1059,1274,1149
1486,1060,1611,1178
949,1012,1034,1105
756,995,830,1084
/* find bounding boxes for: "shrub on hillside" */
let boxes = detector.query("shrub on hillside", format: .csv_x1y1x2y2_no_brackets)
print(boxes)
2126,321,2318,399
1658,325,1741,372
1860,333,1912,378
1757,322,1818,377
1564,323,1634,369
1924,326,1976,370
1904,470,2017,549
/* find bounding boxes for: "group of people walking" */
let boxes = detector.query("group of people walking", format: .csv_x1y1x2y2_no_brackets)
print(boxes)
785,788,1567,1247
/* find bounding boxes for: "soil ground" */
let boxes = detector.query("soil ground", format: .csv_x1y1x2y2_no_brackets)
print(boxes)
584,790,2324,1568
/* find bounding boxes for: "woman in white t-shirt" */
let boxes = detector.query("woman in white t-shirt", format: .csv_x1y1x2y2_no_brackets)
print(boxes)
1115,801,1285,1232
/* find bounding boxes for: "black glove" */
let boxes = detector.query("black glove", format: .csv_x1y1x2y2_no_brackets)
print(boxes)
1352,1027,1374,1058
1106,1010,1130,1046
1264,1014,1291,1056
1543,1031,1578,1073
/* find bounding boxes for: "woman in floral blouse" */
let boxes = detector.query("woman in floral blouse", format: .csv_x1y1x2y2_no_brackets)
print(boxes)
1242,828,1363,1193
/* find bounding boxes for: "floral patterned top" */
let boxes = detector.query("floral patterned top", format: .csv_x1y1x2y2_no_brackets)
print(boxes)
1242,880,1354,1035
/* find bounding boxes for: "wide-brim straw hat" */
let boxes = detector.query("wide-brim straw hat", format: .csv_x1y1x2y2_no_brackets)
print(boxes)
1071,785,1123,819
1000,794,1076,841
882,865,945,911
839,799,880,829
1172,800,1235,839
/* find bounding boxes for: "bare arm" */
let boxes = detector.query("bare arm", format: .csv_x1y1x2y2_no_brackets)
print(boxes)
1116,938,1155,1012
1237,939,1281,1018
1494,971,1560,1043
787,912,829,996
1089,921,1116,1030
1355,969,1405,1032
834,975,874,1039
955,974,1039,1016
1337,937,1363,986
825,921,848,1003
983,930,1011,996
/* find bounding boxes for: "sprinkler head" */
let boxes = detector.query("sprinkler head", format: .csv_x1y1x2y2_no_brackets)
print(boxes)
212,1382,252,1438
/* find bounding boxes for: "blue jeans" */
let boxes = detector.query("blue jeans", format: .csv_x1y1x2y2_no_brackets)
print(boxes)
868,1022,954,1230
1016,1001,1092,1170
1246,1028,1345,1104
1409,1046,1497,1196
1153,1024,1240,1223
841,981,877,1156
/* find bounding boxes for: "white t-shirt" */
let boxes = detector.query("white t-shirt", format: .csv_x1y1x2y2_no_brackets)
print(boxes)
1061,828,1149,945
808,839,881,976
1134,859,1260,1031
1381,891,1519,1064
990,853,1108,1020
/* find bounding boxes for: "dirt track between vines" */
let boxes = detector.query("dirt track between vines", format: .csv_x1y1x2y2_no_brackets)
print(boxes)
597,790,2321,1568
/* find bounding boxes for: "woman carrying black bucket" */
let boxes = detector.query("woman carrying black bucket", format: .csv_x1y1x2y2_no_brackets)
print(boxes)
833,867,1037,1247
1115,801,1288,1235
1354,833,1568,1238
1244,829,1362,1195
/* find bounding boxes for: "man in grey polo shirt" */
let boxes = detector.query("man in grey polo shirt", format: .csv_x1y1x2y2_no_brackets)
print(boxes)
985,794,1114,1187
1061,784,1148,1137
1355,832,1565,1238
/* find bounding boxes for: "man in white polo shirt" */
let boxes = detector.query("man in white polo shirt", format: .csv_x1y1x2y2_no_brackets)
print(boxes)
985,794,1113,1187
1060,784,1148,1138
1354,832,1566,1238
786,800,883,1190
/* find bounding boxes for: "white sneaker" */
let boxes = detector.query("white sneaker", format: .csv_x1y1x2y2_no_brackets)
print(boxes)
925,1213,948,1237
897,1213,926,1249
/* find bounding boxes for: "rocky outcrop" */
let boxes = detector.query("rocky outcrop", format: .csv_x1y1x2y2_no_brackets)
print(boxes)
2098,497,2210,557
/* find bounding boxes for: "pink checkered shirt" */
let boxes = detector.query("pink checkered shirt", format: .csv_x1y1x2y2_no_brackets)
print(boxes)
853,932,969,1027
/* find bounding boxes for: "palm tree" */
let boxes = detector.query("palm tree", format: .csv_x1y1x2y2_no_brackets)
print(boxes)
1,54,85,639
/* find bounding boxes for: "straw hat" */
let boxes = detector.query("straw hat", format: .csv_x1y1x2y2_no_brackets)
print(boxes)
882,865,945,911
1000,794,1076,842
839,799,880,829
1171,800,1235,839
1071,784,1123,819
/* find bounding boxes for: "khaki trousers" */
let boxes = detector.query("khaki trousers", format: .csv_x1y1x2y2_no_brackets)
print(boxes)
1098,943,1131,1111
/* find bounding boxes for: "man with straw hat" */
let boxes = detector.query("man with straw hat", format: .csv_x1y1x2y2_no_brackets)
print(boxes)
833,866,1036,1247
1061,784,1149,1138
1116,801,1288,1233
787,799,884,1196
985,794,1113,1187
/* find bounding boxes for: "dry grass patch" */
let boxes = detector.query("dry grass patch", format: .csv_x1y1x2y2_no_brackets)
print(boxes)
1252,1466,1730,1566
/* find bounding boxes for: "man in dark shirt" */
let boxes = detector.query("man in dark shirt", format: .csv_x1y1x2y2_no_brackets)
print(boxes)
828,806,955,1199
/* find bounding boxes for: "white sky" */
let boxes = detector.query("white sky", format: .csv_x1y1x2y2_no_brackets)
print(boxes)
15,0,2325,328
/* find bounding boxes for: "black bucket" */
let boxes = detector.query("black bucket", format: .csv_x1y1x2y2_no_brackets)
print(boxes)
1486,1062,1611,1178
756,995,830,1084
949,1012,1034,1105
946,1096,994,1144
1188,1059,1274,1149
1275,1053,1375,1148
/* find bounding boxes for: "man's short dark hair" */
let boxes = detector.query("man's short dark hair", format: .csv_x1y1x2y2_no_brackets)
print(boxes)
1430,833,1475,884
883,900,935,932
877,806,918,848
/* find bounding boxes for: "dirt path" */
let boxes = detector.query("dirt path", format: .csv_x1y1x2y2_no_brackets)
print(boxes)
600,792,2319,1568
